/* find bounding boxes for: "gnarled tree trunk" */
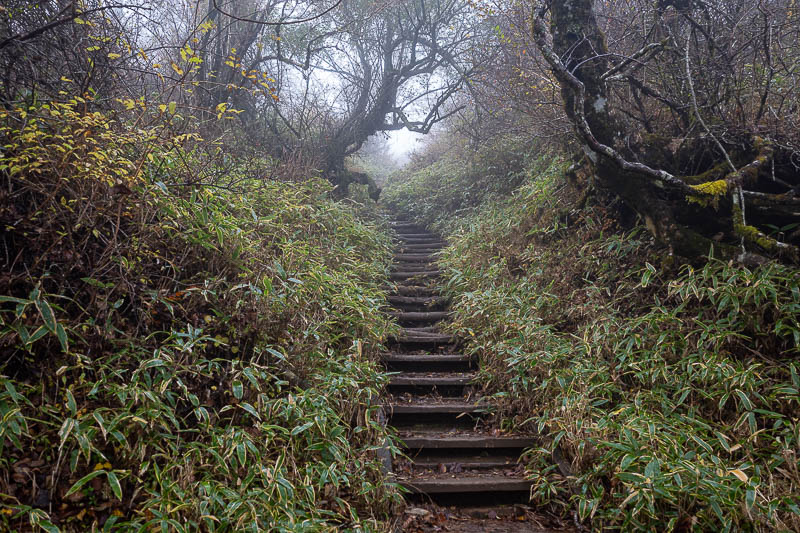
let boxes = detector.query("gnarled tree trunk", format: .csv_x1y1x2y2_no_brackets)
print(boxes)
531,0,798,263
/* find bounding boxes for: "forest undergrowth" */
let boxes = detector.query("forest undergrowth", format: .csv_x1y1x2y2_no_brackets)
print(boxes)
0,101,402,532
384,141,800,532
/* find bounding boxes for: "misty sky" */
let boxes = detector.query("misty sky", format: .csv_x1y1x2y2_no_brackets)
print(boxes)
387,128,425,163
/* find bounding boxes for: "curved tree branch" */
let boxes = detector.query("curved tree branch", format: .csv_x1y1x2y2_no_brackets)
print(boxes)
530,11,696,196
0,3,150,50
210,0,343,26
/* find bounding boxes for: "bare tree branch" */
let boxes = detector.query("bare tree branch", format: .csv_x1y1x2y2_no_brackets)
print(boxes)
0,2,150,50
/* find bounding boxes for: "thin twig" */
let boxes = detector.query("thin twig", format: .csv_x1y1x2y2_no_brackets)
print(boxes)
601,39,669,80
684,35,736,174
684,33,746,253
0,3,150,50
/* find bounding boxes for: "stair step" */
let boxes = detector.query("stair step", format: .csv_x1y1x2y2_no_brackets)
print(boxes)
391,223,424,230
390,271,441,281
409,456,518,469
392,263,437,272
399,244,445,250
401,326,440,333
386,401,485,414
389,373,472,386
397,251,443,258
388,295,447,308
388,311,450,322
397,238,446,245
392,285,439,297
393,334,454,345
395,233,440,239
393,254,439,262
399,475,533,494
395,233,438,239
381,353,471,363
400,432,537,450
400,326,452,337
381,353,474,372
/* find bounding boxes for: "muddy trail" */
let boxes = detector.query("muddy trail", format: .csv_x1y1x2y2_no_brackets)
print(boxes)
382,220,575,533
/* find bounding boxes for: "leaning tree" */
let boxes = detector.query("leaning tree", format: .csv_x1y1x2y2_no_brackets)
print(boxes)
314,0,487,181
154,0,487,187
530,0,800,263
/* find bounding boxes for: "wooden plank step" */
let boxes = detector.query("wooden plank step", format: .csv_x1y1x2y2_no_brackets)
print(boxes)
391,222,422,228
399,476,533,494
389,373,472,386
395,233,445,242
386,401,485,414
391,263,437,272
394,256,435,262
381,353,471,363
393,333,455,344
397,251,444,257
388,311,450,322
400,244,445,250
393,254,438,262
400,241,445,247
390,271,441,281
397,238,445,245
401,326,440,333
409,456,518,469
396,250,443,257
397,251,443,257
381,353,474,372
400,433,537,449
395,233,438,239
392,285,439,297
388,295,447,307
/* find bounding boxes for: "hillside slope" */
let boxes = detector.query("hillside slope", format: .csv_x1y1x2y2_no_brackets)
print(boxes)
384,142,800,531
0,103,400,532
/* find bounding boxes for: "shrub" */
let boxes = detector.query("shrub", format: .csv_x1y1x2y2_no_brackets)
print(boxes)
382,133,542,229
0,101,400,531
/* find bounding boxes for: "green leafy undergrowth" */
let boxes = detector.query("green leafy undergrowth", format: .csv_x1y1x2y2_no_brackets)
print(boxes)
0,102,400,531
391,152,800,531
382,134,540,229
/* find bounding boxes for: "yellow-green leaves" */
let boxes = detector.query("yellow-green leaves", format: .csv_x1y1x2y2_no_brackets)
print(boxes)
216,102,227,119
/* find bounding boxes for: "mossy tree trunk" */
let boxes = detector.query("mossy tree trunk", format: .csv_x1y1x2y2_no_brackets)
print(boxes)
531,0,798,263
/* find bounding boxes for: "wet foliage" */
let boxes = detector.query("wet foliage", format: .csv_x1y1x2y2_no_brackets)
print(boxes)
385,142,800,531
0,102,401,531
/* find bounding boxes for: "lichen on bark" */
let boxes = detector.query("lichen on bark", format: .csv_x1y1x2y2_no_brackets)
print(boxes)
531,1,798,263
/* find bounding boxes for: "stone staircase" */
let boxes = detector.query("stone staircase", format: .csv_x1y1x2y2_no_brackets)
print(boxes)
381,220,536,507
